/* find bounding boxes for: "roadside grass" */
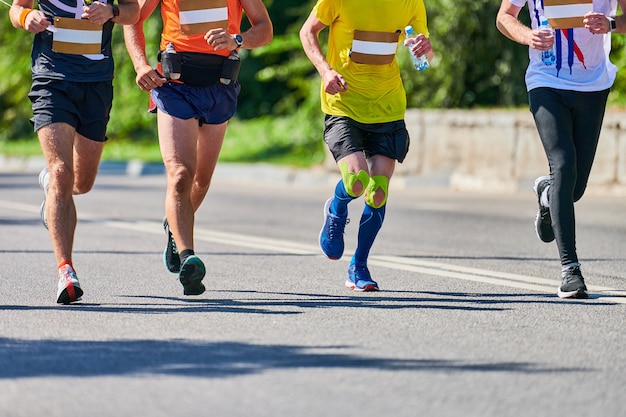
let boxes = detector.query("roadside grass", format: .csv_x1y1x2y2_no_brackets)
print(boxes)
0,114,326,168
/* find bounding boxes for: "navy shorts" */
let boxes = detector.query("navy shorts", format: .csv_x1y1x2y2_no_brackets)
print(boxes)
323,115,410,163
150,80,240,125
28,78,113,142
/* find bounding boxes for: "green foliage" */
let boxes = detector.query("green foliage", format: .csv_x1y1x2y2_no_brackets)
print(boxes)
2,0,626,160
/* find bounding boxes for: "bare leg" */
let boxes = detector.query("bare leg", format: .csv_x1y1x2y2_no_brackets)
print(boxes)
38,123,103,266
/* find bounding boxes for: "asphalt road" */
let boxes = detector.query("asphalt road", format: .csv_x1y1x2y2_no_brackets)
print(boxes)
1,168,625,417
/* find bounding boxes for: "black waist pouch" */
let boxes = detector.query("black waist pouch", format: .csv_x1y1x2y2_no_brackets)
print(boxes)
159,51,240,87
180,52,224,86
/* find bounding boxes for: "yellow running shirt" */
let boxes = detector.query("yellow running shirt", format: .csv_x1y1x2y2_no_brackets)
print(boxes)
313,0,429,123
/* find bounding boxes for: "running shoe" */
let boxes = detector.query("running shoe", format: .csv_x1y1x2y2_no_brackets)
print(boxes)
533,176,554,243
38,167,49,230
163,217,181,273
56,263,83,304
179,255,206,296
345,263,379,292
557,265,588,299
319,197,349,260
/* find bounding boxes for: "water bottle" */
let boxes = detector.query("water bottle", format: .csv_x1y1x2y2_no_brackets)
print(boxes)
404,25,429,71
220,50,241,85
161,42,181,80
538,17,556,66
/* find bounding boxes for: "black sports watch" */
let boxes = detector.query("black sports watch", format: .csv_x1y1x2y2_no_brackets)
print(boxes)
111,3,119,19
233,33,243,49
609,16,616,32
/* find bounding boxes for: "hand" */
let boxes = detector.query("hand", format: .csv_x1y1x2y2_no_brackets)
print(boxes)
22,10,50,33
81,1,113,24
530,28,554,51
322,69,347,95
404,33,432,59
136,66,166,91
583,12,612,34
204,28,237,51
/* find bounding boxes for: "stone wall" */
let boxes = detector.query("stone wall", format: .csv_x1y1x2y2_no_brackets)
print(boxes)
374,109,626,194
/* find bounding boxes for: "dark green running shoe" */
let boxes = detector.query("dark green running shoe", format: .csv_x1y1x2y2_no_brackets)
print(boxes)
163,217,181,273
179,255,206,296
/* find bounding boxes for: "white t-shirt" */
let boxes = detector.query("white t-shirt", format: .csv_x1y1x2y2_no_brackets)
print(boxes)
511,0,618,92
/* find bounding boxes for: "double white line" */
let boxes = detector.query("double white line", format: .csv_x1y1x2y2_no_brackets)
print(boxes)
108,219,626,304
2,198,624,304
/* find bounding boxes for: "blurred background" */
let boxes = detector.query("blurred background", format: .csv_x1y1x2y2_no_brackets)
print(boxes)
1,0,625,167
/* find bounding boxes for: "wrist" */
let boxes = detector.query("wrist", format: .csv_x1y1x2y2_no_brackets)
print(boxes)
19,7,33,29
110,3,119,21
608,16,617,32
232,33,243,50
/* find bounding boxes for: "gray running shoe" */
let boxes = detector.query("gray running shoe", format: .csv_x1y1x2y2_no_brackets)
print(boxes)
533,176,554,243
38,167,49,230
557,265,588,299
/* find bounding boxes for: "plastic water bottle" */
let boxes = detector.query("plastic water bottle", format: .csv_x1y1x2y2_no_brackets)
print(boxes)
161,43,181,80
220,51,241,85
538,17,556,66
404,25,429,71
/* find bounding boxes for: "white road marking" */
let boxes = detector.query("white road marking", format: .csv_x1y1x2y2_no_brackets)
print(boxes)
2,199,624,304
103,219,626,304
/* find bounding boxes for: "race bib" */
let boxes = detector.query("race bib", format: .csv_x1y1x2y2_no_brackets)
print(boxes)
52,17,102,55
179,0,228,35
350,30,400,65
543,0,593,29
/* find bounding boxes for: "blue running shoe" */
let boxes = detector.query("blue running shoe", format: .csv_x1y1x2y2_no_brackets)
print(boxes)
319,197,349,260
179,255,206,296
346,263,379,292
163,217,181,273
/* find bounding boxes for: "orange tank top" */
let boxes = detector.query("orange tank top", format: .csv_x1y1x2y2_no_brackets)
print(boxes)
159,0,242,56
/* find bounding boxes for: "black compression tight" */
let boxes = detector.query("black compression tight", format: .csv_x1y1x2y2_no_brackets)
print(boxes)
529,87,609,266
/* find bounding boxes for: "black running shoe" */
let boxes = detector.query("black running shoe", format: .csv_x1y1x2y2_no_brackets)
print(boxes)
533,176,554,243
163,217,181,273
557,265,588,299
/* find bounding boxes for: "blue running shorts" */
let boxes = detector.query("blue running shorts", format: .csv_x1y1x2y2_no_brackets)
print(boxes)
150,81,240,125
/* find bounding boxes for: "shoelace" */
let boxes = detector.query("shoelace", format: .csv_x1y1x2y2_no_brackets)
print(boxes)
328,216,349,238
351,264,371,282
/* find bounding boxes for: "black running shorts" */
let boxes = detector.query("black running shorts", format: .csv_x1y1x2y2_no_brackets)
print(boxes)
29,78,113,142
323,115,410,163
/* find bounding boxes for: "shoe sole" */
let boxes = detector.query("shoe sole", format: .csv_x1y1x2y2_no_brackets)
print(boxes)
179,257,206,296
557,288,588,299
319,198,343,260
345,280,379,292
57,287,84,304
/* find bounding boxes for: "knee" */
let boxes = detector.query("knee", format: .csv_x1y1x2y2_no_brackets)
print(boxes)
365,175,389,209
339,162,369,197
167,165,194,193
